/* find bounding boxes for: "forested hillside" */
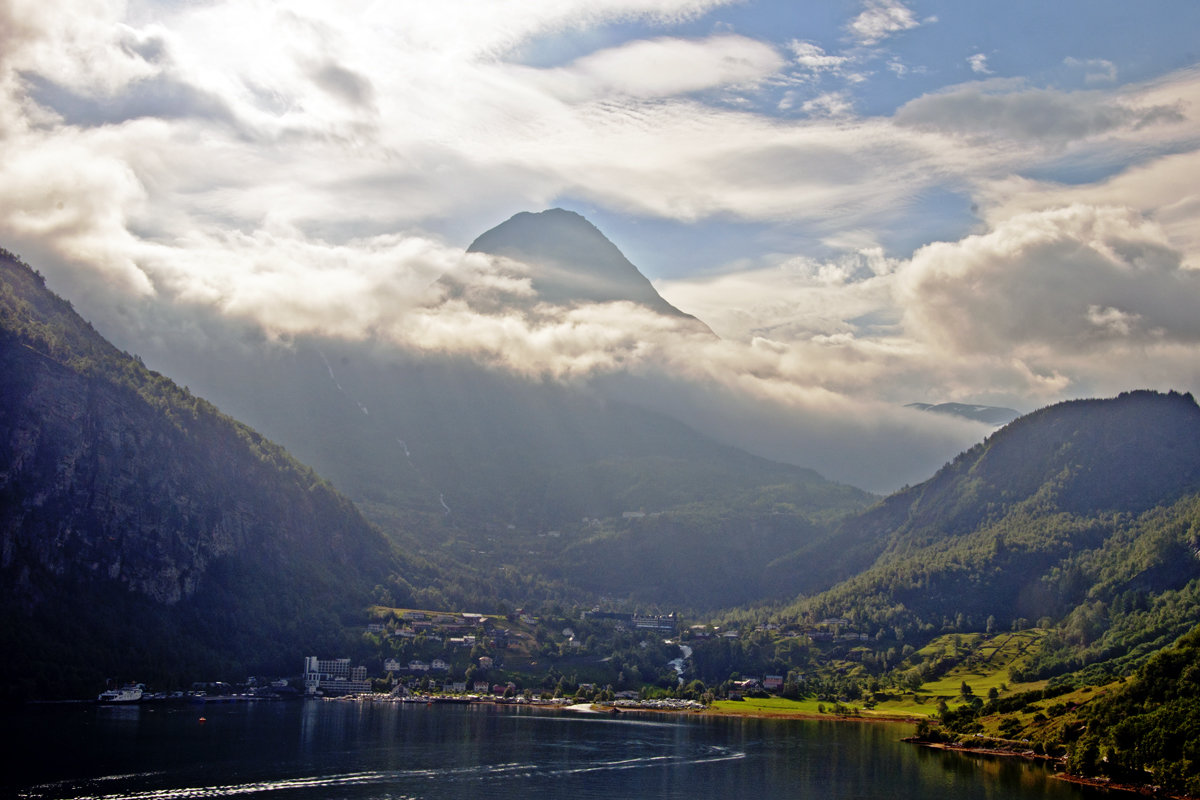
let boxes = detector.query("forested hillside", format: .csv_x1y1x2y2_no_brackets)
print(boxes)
1071,622,1200,794
784,391,1200,683
0,248,435,699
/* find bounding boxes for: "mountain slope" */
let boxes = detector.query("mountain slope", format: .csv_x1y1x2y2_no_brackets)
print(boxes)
1072,621,1200,794
787,390,1200,677
0,248,428,699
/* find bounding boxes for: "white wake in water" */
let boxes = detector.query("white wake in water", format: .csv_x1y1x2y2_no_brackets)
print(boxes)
22,748,745,799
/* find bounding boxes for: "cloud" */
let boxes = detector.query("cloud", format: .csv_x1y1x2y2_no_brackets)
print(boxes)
659,198,1200,421
4,0,1200,492
788,40,849,73
308,60,376,108
847,0,921,46
800,91,854,117
387,278,989,491
901,205,1200,354
21,0,1191,289
967,53,991,75
23,71,237,127
521,34,785,101
978,149,1200,266
658,248,899,341
895,80,1185,144
1065,56,1117,84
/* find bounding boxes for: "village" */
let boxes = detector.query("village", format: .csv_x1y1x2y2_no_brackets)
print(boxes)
301,606,881,710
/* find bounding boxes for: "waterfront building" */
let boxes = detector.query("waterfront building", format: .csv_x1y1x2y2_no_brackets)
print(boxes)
303,656,371,696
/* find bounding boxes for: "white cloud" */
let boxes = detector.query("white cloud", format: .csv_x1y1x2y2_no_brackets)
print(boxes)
967,53,992,75
658,250,897,343
800,91,853,117
788,40,849,73
978,150,1200,266
658,193,1200,420
894,80,1184,144
900,205,1200,355
1065,56,1117,84
519,34,785,101
847,0,921,46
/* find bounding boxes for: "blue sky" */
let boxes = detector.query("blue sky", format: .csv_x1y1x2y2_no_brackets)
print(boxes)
2,0,1200,488
525,0,1200,277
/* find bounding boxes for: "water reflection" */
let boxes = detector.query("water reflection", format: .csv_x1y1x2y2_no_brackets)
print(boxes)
7,702,1099,800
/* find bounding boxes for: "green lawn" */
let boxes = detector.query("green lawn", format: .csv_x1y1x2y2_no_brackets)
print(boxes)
710,697,824,716
870,695,940,718
710,696,927,721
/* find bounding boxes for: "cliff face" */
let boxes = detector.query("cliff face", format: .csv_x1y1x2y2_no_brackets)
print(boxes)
0,249,405,697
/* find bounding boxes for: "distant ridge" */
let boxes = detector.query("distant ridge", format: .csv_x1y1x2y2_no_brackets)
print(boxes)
906,401,1020,426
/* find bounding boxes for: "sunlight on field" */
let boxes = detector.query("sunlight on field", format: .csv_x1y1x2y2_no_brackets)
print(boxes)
916,630,1047,697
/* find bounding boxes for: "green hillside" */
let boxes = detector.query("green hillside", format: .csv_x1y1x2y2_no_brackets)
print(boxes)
738,391,1200,791
785,392,1200,674
923,623,1200,795
1072,622,1200,793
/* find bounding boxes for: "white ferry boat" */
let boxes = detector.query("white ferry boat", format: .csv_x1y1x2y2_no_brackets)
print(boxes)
97,683,145,704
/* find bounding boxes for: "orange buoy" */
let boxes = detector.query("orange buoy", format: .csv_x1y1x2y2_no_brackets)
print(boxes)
198,717,206,724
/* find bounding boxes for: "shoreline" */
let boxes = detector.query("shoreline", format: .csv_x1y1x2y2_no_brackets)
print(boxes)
320,692,930,724
1053,773,1191,799
906,739,1195,800
904,738,1063,765
594,702,1194,799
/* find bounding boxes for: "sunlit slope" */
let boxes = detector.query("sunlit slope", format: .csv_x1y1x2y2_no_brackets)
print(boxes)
788,391,1200,678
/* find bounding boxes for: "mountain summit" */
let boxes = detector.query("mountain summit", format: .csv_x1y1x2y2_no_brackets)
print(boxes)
462,209,711,331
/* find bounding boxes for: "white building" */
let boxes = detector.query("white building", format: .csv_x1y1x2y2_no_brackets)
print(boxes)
303,657,371,696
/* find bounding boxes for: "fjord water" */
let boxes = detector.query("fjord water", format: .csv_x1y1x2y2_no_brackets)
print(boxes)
10,702,1093,800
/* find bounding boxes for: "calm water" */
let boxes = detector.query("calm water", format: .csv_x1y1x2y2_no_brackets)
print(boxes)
7,701,1098,800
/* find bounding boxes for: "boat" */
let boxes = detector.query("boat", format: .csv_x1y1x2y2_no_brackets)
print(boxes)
97,683,145,704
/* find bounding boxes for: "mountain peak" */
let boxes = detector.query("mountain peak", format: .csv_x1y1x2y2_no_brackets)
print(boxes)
464,209,709,329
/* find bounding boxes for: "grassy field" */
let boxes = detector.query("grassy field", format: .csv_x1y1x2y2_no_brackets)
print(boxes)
710,696,927,722
973,681,1117,742
769,629,1055,721
916,629,1047,696
870,695,941,718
